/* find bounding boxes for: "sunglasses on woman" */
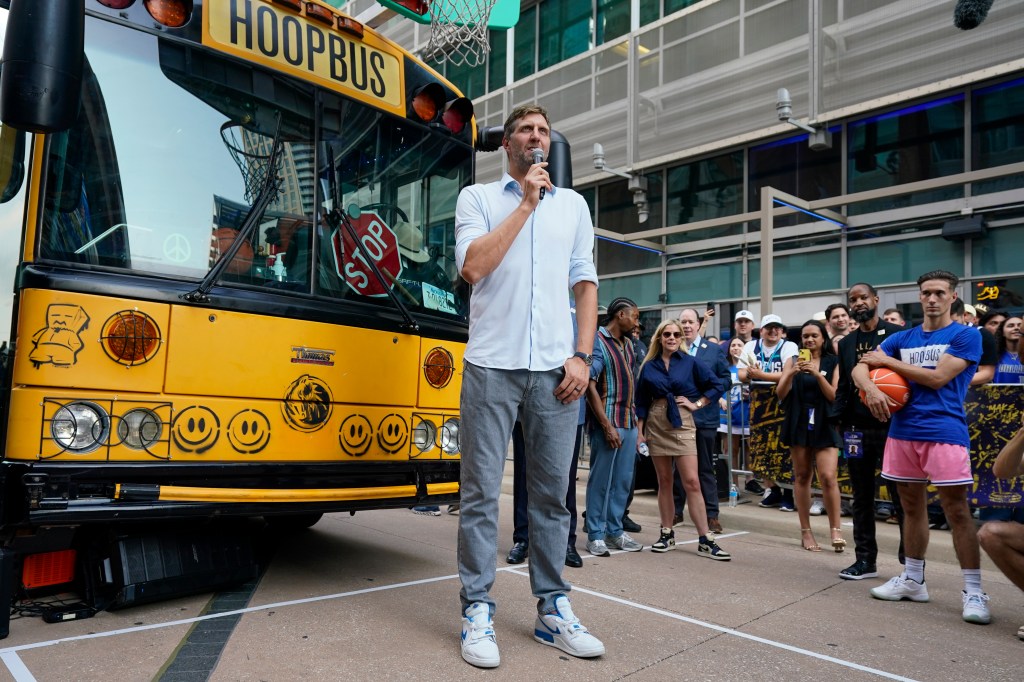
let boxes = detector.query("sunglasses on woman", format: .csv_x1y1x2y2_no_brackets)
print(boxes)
662,331,682,338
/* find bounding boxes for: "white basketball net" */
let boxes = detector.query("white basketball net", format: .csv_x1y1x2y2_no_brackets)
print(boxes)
423,0,498,68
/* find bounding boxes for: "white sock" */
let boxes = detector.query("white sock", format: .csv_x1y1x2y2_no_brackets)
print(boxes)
963,568,983,595
903,557,925,583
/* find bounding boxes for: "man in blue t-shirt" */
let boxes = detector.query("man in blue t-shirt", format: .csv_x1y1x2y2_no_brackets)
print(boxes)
853,270,990,626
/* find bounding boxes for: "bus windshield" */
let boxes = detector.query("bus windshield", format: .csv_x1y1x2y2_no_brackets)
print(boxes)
38,16,471,320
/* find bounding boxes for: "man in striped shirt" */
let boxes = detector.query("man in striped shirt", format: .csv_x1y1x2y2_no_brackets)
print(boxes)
584,298,644,556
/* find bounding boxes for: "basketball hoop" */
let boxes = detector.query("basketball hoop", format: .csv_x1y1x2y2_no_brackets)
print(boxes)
220,121,282,204
423,0,498,68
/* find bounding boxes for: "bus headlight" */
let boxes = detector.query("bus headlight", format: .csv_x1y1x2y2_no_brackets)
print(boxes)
440,418,460,454
412,419,437,453
51,402,110,454
117,408,163,450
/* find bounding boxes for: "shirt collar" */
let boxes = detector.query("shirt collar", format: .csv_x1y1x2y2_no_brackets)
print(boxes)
501,172,557,196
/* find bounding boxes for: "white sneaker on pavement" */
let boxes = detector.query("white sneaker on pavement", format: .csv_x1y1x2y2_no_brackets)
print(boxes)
870,575,929,602
962,591,991,624
606,532,643,552
586,538,610,557
534,595,605,658
461,602,500,668
809,499,825,516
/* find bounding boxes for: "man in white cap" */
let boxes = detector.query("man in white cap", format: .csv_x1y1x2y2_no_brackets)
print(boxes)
738,314,799,509
721,310,757,352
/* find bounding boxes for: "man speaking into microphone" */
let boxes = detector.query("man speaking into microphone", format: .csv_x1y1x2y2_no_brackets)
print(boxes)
453,104,601,668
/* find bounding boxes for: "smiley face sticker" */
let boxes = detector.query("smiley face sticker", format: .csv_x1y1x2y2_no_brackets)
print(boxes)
171,406,220,454
227,409,272,454
376,414,408,454
338,414,373,456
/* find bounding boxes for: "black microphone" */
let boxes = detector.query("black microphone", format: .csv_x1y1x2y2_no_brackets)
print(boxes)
532,148,545,200
954,0,994,30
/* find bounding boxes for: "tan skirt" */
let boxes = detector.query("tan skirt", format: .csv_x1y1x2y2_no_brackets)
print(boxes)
644,399,698,457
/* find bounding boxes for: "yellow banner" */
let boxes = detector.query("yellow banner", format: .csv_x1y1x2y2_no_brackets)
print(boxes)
205,0,403,113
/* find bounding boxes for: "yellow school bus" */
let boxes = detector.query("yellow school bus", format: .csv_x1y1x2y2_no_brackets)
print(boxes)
0,0,469,575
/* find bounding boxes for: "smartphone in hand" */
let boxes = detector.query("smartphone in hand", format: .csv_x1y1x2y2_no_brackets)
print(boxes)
798,348,811,362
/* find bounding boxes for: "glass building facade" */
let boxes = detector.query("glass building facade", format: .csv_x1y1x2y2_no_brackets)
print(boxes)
344,0,1024,334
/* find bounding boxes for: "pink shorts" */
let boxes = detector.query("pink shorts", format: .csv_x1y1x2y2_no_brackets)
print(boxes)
881,437,973,486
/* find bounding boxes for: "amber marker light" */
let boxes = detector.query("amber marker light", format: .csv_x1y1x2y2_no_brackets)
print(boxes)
423,347,455,388
336,15,364,38
144,0,192,27
305,2,334,24
102,311,162,366
272,0,303,10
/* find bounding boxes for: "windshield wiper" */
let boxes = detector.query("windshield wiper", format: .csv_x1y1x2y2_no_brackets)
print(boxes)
326,205,420,333
183,117,283,303
324,143,419,333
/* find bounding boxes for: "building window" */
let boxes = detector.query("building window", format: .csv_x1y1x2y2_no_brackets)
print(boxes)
667,261,743,303
847,96,965,215
748,130,842,226
597,272,662,307
597,171,663,235
972,77,1024,195
596,239,660,276
665,151,743,234
597,0,631,45
513,4,537,80
972,223,1024,279
847,236,962,286
538,0,594,70
748,250,841,297
487,29,507,92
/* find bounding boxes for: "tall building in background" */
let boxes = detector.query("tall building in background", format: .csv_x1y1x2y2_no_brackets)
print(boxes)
347,0,1024,334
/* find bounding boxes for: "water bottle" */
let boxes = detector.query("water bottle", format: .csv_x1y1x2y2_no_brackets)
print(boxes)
728,483,738,508
637,442,649,457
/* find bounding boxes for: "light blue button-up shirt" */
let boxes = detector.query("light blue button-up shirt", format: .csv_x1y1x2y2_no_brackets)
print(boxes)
455,173,598,371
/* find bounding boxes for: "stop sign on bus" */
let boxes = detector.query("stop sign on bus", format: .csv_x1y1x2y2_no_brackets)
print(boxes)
331,211,402,297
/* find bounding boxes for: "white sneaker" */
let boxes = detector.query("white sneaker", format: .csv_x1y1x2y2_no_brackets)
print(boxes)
809,499,825,516
962,591,991,624
606,532,643,552
461,602,500,668
534,595,605,658
586,538,610,557
870,575,929,602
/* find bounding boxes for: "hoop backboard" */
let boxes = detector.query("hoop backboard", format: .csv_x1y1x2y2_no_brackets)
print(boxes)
377,0,520,28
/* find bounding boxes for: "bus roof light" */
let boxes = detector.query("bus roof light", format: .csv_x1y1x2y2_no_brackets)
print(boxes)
98,0,137,8
305,2,335,25
272,0,303,10
336,15,365,38
144,0,192,27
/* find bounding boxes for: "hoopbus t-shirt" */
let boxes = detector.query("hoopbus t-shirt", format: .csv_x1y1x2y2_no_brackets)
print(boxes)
878,322,981,447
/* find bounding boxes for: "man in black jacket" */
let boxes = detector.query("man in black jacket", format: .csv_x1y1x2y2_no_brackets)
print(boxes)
833,283,906,579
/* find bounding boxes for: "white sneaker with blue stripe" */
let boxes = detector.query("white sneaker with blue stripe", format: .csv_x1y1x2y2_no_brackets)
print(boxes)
534,595,605,658
461,602,500,668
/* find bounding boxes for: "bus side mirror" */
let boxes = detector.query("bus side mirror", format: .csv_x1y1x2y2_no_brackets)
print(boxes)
0,0,85,133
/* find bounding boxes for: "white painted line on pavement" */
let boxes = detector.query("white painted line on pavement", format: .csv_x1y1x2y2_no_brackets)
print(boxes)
507,567,919,682
0,651,36,682
0,530,913,682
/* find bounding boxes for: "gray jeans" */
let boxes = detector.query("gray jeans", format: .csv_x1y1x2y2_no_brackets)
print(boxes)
457,361,579,615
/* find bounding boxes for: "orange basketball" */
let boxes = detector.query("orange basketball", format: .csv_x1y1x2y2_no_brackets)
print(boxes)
859,368,910,413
